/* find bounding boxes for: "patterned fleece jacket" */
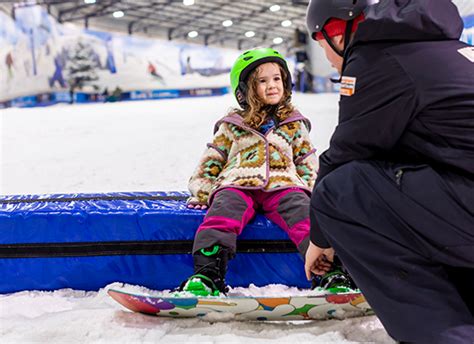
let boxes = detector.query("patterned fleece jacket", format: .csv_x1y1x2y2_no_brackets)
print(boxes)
188,110,319,205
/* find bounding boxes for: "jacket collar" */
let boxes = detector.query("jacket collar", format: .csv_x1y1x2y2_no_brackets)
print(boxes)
214,110,311,134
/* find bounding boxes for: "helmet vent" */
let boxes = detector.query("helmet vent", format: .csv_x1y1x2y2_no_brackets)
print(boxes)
243,56,253,61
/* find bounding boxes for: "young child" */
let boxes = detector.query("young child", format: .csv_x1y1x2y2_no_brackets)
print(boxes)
180,48,351,296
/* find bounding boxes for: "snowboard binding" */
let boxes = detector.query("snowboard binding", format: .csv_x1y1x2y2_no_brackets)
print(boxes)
179,274,222,297
312,256,358,293
178,244,231,297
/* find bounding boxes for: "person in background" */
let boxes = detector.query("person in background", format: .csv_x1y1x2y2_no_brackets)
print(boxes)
304,0,474,342
5,51,14,80
179,48,351,296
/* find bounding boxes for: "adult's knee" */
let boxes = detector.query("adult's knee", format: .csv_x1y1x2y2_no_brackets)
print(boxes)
311,160,368,213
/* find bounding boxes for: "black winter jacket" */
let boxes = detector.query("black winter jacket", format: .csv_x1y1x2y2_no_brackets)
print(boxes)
311,0,474,248
316,0,474,183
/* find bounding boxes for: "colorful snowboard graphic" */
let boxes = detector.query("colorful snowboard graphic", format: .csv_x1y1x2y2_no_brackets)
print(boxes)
108,288,373,321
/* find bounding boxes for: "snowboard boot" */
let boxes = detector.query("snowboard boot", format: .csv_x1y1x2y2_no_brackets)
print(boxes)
312,256,358,293
178,244,231,297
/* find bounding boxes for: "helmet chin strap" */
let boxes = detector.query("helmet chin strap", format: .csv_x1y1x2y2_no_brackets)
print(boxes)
323,19,354,84
322,29,344,58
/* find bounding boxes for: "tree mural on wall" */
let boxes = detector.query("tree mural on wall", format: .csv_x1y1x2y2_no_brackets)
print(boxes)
66,40,99,103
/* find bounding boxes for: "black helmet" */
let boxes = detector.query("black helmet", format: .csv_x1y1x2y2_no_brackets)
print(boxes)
306,0,371,37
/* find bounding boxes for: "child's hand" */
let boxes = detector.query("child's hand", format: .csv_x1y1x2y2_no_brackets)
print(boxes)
187,203,208,210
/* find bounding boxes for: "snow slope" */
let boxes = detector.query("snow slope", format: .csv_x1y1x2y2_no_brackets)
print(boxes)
0,93,395,343
1,93,337,195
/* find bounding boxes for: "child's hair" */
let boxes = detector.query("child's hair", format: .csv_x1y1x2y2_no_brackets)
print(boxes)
233,63,294,129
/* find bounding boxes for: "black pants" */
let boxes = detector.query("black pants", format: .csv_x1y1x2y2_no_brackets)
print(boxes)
311,160,474,343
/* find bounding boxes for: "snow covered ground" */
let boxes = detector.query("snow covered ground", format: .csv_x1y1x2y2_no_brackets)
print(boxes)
1,93,337,195
0,93,395,343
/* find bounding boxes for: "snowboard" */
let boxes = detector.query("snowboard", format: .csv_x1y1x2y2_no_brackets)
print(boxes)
108,288,373,321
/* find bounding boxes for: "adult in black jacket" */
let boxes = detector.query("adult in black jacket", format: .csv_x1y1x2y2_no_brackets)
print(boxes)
305,0,474,342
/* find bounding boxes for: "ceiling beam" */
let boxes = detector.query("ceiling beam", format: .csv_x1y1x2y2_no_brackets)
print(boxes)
168,2,226,40
126,3,171,34
58,0,118,23
33,0,309,50
61,1,167,23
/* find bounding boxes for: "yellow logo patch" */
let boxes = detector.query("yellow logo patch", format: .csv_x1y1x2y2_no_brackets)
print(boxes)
340,76,357,96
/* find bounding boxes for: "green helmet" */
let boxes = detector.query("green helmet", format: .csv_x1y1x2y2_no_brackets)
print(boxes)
230,47,292,107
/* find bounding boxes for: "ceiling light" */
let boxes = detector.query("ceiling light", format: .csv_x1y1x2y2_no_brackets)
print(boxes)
273,37,283,44
188,30,198,38
270,5,280,12
245,31,255,38
222,20,233,27
84,0,96,4
112,11,124,18
183,0,194,5
281,20,292,27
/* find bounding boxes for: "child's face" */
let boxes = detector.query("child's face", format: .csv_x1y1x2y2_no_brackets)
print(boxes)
255,63,284,105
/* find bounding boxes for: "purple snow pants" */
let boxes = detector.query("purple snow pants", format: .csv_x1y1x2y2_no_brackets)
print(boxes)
193,187,311,257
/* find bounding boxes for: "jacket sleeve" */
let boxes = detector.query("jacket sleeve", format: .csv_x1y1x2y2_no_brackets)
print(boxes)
316,47,418,185
187,123,232,205
292,121,319,189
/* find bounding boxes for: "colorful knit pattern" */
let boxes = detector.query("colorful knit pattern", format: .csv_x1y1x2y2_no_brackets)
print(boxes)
229,124,252,139
213,134,233,157
274,122,301,144
202,159,223,180
233,175,266,187
240,142,266,168
267,175,296,187
188,111,318,205
269,143,291,171
294,140,313,160
296,162,315,183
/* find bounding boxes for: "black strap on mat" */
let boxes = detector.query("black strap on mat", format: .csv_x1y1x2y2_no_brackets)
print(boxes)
0,240,298,258
0,194,189,205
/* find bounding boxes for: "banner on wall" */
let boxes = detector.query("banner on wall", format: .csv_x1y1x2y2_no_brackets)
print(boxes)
0,5,241,106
